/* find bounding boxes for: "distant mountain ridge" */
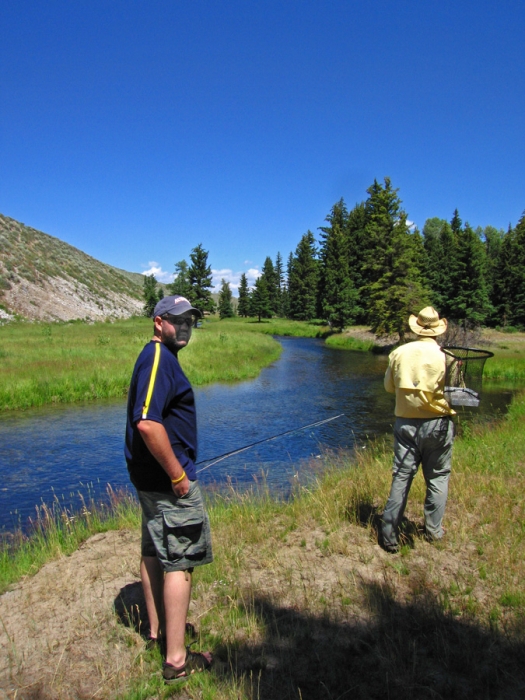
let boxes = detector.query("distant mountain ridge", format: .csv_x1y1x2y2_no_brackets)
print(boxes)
0,213,144,322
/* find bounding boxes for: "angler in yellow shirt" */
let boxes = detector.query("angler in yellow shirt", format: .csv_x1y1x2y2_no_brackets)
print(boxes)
381,307,455,553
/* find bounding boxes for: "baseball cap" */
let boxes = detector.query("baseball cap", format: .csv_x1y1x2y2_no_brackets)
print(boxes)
153,295,202,319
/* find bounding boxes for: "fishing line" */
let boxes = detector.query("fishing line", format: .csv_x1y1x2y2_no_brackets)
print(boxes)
195,413,345,474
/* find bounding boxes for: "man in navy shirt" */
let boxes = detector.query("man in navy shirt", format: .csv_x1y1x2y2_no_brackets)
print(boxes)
125,295,213,682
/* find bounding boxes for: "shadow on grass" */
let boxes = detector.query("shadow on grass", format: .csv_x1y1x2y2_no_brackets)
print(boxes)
115,577,525,699
114,581,150,638
217,588,525,700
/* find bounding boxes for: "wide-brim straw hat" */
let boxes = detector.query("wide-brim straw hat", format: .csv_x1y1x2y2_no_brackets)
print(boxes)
408,306,447,336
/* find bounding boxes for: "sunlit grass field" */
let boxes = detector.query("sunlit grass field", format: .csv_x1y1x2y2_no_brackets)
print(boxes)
480,329,525,382
0,316,284,411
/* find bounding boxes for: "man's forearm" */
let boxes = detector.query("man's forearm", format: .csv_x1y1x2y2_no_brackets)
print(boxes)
136,419,185,481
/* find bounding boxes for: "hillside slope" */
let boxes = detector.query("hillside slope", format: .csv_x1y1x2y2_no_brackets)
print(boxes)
0,214,143,322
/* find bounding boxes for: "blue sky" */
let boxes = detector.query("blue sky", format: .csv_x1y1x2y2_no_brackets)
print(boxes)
1,1,524,293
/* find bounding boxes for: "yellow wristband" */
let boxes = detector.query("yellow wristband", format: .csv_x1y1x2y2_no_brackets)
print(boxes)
171,471,186,485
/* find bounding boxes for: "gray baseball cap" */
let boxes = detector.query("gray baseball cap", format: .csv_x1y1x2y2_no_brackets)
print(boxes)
153,295,202,318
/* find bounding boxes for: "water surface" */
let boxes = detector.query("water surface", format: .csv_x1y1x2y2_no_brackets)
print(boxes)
0,337,514,533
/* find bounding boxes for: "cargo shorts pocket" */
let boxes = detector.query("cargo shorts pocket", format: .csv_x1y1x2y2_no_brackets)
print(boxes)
162,486,206,562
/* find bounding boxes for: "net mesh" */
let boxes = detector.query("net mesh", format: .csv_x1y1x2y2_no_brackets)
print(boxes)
442,346,494,407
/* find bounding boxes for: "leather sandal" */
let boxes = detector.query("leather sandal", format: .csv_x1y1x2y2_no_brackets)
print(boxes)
163,647,213,683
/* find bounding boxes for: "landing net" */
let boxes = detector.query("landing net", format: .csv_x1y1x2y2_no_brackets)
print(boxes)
442,346,494,407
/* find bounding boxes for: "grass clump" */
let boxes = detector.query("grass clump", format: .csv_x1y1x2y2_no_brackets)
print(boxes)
325,333,376,352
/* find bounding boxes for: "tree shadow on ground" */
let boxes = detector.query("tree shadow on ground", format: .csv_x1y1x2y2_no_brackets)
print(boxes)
217,586,525,700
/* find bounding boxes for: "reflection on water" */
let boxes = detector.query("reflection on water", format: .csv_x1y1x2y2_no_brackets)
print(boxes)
0,336,516,533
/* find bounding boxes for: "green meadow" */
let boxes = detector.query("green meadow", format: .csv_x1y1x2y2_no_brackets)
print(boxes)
0,316,284,411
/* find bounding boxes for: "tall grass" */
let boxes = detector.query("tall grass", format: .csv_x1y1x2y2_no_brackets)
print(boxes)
0,317,282,410
483,355,525,382
0,486,140,594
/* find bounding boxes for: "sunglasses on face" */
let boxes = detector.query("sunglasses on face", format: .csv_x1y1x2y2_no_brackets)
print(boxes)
161,314,193,326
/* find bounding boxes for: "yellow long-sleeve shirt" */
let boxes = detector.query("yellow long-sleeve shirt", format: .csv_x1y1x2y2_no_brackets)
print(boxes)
384,337,455,418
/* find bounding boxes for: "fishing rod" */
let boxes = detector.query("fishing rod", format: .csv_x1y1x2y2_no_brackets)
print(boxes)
195,413,346,474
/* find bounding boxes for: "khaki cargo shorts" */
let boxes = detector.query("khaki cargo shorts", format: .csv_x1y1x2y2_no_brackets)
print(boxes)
137,481,213,572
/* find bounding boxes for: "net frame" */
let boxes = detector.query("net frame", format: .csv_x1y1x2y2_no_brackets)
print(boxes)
442,345,494,407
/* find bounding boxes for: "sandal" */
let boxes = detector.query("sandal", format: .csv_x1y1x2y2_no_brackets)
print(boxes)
163,647,213,683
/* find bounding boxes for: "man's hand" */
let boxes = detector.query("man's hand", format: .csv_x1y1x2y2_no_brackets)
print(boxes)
171,473,190,498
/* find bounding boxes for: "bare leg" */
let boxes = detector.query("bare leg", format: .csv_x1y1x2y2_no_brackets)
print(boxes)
164,570,192,668
141,556,164,639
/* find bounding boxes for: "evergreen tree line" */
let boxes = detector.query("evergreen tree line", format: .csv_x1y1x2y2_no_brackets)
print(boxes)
248,177,524,336
144,178,524,334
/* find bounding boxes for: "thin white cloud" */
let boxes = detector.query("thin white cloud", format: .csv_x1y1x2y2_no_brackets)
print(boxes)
246,269,261,289
211,268,236,293
141,261,174,284
211,267,261,295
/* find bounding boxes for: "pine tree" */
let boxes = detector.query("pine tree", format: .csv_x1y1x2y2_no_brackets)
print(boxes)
218,278,235,319
275,252,285,316
143,274,161,317
438,221,459,318
318,199,349,319
422,218,447,310
362,178,429,340
492,225,513,327
318,200,357,330
501,213,525,327
261,256,279,315
287,231,319,321
448,221,492,327
237,273,250,317
479,225,505,326
187,244,215,314
249,276,272,322
345,202,368,322
168,260,192,298
451,208,462,236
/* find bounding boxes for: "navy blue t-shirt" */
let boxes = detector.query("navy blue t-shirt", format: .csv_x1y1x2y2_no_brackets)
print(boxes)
125,340,197,492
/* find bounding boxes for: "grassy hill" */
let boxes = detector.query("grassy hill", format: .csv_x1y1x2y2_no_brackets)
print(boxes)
0,214,144,322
